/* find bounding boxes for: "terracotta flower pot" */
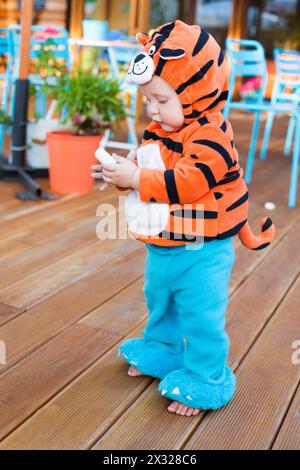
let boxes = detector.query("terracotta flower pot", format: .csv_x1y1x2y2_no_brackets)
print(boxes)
47,130,101,194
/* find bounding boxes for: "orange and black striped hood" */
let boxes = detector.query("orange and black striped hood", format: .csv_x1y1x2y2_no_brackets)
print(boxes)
126,19,228,125
124,20,275,250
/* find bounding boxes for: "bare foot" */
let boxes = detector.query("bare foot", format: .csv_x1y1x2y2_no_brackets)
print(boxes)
128,366,143,377
167,401,200,416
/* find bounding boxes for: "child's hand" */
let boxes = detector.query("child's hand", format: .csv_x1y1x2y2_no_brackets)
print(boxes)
91,162,115,191
102,153,139,189
91,150,138,191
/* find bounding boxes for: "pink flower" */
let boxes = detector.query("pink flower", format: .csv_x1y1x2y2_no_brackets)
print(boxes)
35,34,47,42
44,27,59,36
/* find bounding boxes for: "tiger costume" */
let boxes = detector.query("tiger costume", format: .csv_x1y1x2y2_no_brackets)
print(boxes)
124,19,275,250
118,20,275,412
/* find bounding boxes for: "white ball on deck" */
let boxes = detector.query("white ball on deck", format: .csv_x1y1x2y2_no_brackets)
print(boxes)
264,201,276,211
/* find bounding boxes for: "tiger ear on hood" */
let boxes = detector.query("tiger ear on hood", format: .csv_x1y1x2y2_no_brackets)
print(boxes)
136,32,149,45
159,47,186,60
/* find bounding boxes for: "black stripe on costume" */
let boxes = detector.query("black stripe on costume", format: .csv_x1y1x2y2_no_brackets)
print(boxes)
192,28,209,56
151,21,175,42
225,169,240,177
216,219,248,239
226,191,249,212
170,209,218,219
143,130,183,154
158,231,215,242
218,49,225,66
214,192,223,199
164,170,180,204
253,242,270,250
216,172,240,186
184,110,202,119
195,162,217,188
195,88,219,102
160,48,185,58
193,139,234,169
155,57,167,76
152,22,176,52
203,90,229,112
220,121,227,132
181,88,219,108
262,217,273,232
198,116,209,126
176,60,214,94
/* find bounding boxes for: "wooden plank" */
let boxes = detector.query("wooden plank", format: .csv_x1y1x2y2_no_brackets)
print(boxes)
79,278,146,335
0,276,149,440
0,230,138,310
0,246,145,374
230,203,300,295
0,216,103,288
91,218,300,450
0,188,130,285
0,303,24,327
0,325,152,450
183,277,300,449
0,221,63,263
2,216,299,450
272,383,300,450
0,185,118,236
0,188,122,262
0,323,120,441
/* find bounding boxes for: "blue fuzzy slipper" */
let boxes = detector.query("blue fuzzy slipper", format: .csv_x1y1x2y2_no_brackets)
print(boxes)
118,338,184,379
158,366,236,410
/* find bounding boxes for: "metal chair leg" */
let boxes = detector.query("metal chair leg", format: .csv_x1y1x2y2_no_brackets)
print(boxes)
288,117,300,208
245,111,261,184
260,111,274,160
0,124,4,154
284,116,295,157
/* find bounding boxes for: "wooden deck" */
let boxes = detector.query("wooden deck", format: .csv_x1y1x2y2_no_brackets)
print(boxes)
0,113,299,450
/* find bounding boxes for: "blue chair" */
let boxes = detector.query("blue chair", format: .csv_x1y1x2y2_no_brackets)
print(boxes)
0,28,12,154
260,48,300,159
8,25,71,119
224,38,300,208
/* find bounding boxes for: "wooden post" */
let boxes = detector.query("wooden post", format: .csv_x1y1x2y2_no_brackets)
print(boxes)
228,0,248,40
228,0,239,39
129,0,149,35
19,0,34,80
69,0,84,38
236,0,248,39
129,0,138,35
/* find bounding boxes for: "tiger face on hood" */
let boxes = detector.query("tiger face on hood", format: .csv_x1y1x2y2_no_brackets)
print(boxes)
126,19,229,126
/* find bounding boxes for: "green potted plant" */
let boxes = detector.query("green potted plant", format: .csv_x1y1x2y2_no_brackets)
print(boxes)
45,70,127,194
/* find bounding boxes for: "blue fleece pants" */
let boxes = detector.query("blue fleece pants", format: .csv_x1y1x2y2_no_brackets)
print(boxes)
143,237,235,381
119,237,236,409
